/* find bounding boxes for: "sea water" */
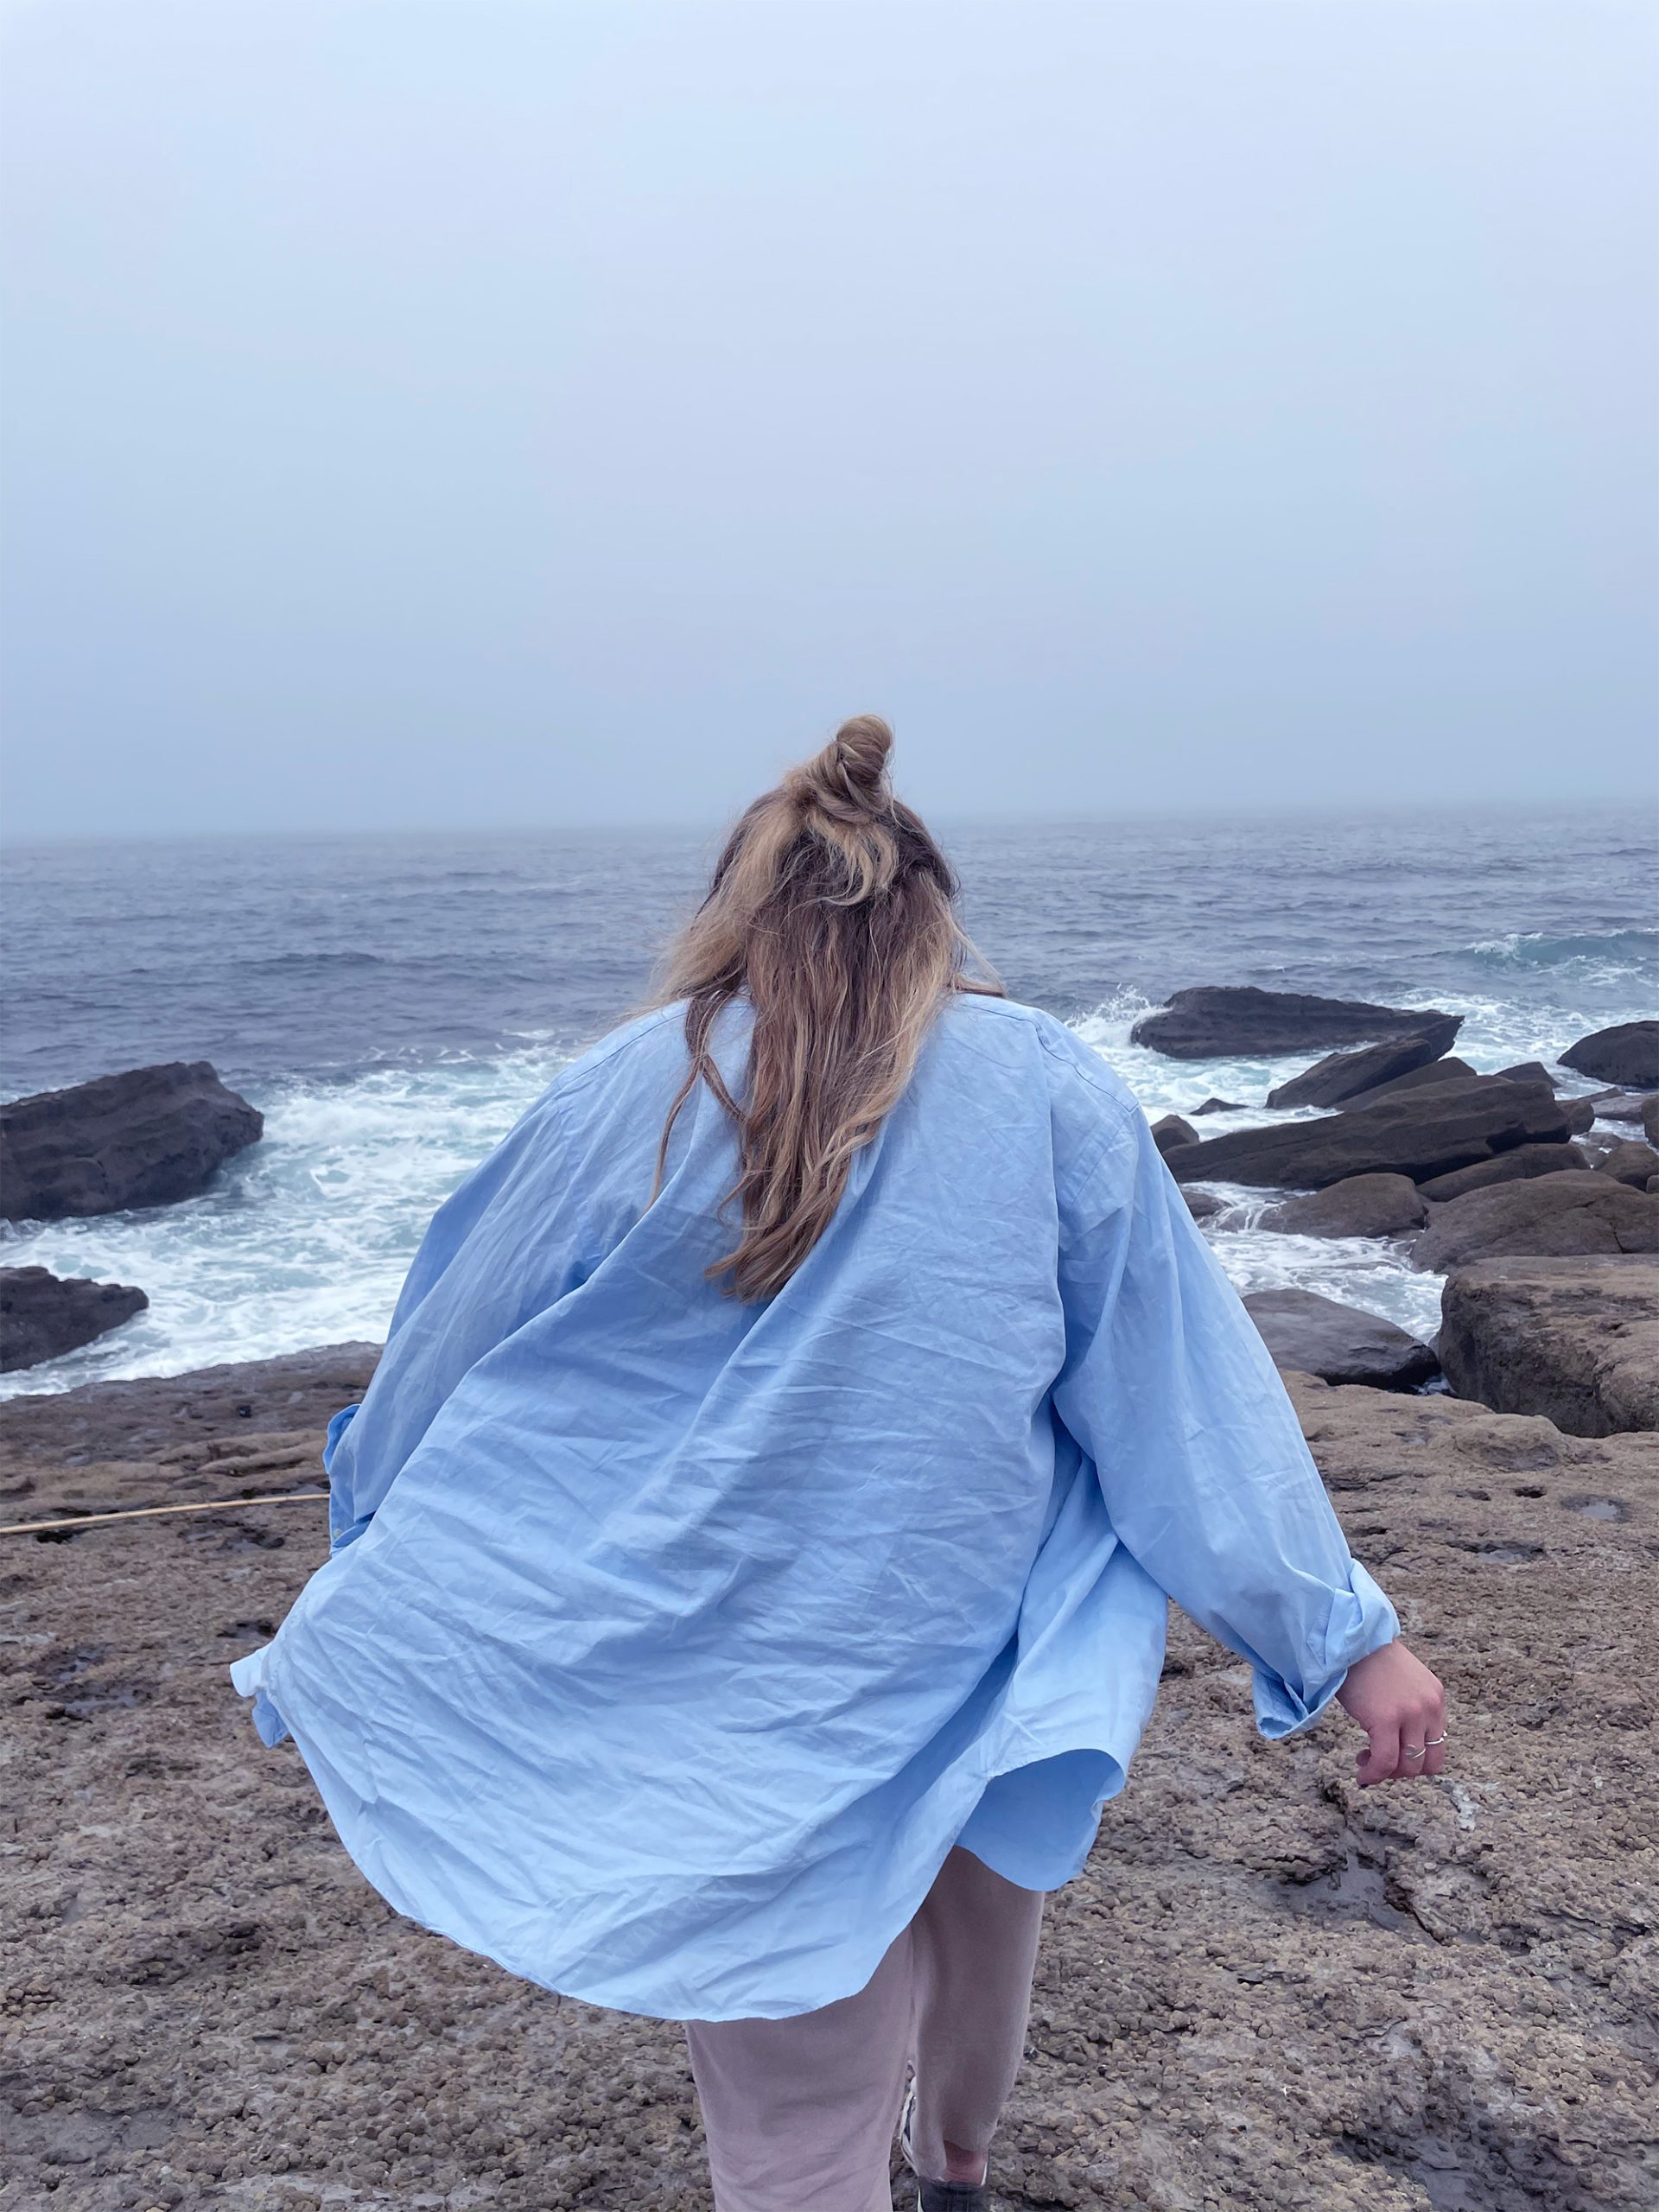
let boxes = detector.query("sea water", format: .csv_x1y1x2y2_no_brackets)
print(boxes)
2,804,1652,1397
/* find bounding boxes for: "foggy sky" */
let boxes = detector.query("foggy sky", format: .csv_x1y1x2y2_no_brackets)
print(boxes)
2,1,1654,840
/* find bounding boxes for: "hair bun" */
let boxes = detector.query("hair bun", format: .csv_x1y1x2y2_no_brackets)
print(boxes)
830,715,893,803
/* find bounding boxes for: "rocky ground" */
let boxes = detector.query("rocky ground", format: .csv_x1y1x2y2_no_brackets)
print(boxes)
2,1351,1656,2211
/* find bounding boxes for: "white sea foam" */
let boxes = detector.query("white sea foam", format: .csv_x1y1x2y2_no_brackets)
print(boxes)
0,1048,573,1398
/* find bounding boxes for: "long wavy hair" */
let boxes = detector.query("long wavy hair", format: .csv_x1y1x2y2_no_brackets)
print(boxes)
646,715,1001,1300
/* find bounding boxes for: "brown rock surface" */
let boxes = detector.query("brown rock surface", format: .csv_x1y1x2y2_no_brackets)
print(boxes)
1416,1141,1591,1203
1162,1076,1572,1191
1265,1024,1462,1110
1414,1171,1659,1270
1257,1173,1427,1239
1439,1256,1659,1435
1,1359,1656,2210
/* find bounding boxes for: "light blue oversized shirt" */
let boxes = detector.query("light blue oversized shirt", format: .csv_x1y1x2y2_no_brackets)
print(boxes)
231,994,1397,2020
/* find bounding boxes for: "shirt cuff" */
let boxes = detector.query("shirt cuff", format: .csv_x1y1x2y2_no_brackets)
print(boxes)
1251,1559,1401,1740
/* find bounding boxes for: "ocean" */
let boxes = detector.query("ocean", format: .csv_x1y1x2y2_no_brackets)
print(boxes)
3,804,1652,1399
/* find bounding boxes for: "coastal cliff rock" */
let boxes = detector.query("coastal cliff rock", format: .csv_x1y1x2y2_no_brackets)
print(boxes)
1265,1021,1462,1109
0,1267,149,1373
1414,1171,1659,1270
0,1061,264,1222
4,1353,1655,2209
1438,1255,1658,1436
1257,1173,1427,1239
1129,986,1459,1061
1242,1287,1438,1389
1160,1075,1571,1191
1558,1020,1659,1090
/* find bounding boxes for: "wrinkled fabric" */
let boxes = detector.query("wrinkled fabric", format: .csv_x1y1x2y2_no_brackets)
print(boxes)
231,994,1397,2020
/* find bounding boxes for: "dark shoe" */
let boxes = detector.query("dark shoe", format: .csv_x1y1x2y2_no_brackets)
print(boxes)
898,2078,992,2212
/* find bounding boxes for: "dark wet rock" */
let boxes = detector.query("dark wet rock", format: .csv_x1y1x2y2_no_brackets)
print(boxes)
1243,1287,1438,1389
1417,1141,1592,1203
0,1268,149,1374
1128,986,1460,1062
1646,1095,1659,1147
1265,1020,1462,1110
1492,1060,1557,1089
1193,1096,1248,1115
1333,1057,1479,1109
1183,1187,1225,1222
1161,1076,1572,1191
1257,1173,1427,1240
1151,1113,1198,1156
1438,1255,1658,1435
1560,1095,1596,1135
1597,1139,1659,1189
1558,1020,1659,1090
0,1061,264,1222
1414,1171,1659,1271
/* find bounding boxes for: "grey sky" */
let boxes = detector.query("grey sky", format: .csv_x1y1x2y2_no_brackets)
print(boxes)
2,1,1653,839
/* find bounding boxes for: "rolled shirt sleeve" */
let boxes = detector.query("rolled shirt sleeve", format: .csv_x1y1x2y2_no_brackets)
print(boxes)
1049,1084,1400,1737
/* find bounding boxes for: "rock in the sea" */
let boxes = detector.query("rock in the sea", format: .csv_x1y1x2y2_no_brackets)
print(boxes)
1580,1087,1653,1122
1192,1096,1247,1115
1264,1020,1462,1109
1257,1173,1427,1239
1243,1287,1439,1389
1647,1095,1659,1147
1558,1020,1659,1090
1160,1074,1571,1190
1414,1170,1659,1270
1128,986,1459,1061
1493,1060,1557,1089
0,1267,148,1374
1417,1141,1592,1203
1182,1187,1224,1222
0,1061,264,1222
1333,1057,1478,1109
1439,1255,1658,1435
1151,1113,1198,1156
1598,1139,1659,1189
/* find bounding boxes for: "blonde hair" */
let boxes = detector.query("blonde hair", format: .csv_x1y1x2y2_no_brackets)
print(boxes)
648,715,1000,1300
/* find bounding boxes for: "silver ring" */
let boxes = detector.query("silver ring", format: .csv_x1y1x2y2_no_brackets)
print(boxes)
1423,1733,1447,1748
1402,1745,1426,1758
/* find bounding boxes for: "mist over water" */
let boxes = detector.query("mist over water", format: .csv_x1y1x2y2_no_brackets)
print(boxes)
3,804,1651,1396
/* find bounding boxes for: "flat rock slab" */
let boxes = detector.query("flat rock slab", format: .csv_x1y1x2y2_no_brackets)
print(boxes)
1266,1024,1462,1110
1129,986,1458,1061
1243,1287,1439,1389
4,1354,1657,2209
1439,1255,1659,1435
1418,1141,1591,1203
1162,1075,1573,1191
1414,1170,1659,1270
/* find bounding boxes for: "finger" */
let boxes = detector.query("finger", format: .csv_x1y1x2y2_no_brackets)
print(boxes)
1422,1700,1448,1779
1358,1719,1400,1786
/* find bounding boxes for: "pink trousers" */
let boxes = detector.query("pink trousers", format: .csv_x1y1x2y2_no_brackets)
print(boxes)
683,1847,1046,2211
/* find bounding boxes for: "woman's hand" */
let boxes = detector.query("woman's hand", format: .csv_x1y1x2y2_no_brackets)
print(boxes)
1336,1640,1447,1784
